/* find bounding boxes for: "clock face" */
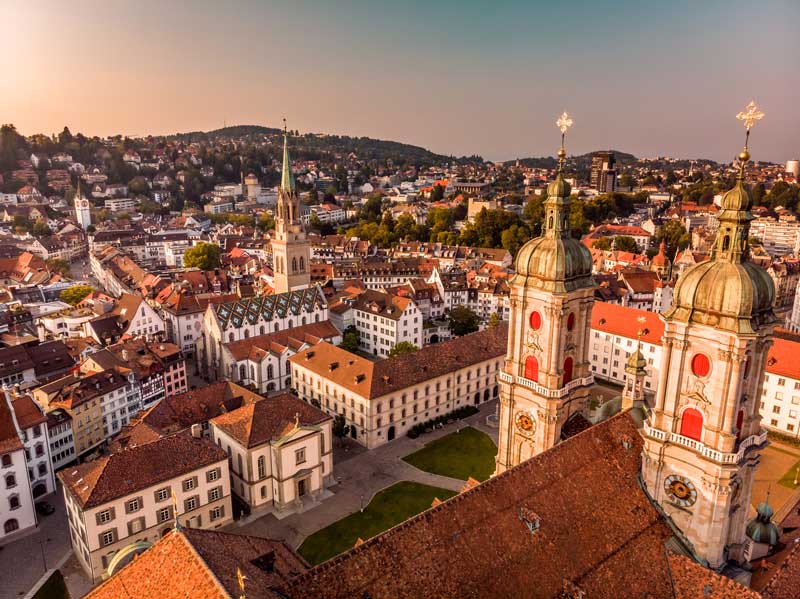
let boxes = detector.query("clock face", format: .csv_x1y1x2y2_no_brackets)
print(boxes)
664,475,697,508
515,412,536,434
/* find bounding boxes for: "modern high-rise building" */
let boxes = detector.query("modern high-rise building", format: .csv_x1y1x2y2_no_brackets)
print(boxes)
786,159,800,179
590,150,616,192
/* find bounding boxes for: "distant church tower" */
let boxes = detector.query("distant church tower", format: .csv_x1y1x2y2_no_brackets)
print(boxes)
495,113,595,474
74,181,91,230
641,102,773,568
271,122,310,293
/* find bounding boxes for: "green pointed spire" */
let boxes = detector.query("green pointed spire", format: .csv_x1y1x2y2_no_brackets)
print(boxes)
281,120,296,193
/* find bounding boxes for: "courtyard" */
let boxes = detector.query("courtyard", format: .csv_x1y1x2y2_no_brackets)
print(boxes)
297,481,456,565
402,426,497,482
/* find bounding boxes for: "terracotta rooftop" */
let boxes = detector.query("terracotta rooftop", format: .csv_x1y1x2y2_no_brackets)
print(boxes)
0,395,22,455
290,324,508,400
211,393,331,449
224,320,340,362
85,527,307,599
59,431,226,509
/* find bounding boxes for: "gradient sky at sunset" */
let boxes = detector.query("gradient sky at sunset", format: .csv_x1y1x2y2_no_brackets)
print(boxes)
2,0,799,162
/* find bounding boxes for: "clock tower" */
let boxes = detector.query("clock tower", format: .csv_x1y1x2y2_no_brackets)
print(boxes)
641,102,773,568
495,114,595,474
272,122,311,294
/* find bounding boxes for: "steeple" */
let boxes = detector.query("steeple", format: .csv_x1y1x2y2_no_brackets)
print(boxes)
543,112,573,240
280,119,296,194
622,316,648,410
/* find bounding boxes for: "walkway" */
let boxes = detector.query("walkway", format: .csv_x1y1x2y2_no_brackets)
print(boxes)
233,400,498,548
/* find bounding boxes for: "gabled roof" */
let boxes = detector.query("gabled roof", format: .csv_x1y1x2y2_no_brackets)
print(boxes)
224,320,340,362
213,286,326,330
59,432,226,508
211,393,331,449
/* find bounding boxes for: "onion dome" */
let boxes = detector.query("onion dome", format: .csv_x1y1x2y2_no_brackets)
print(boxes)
663,114,775,334
625,346,647,376
746,499,779,546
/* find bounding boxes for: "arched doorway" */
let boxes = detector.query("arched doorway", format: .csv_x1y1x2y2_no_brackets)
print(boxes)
680,408,703,441
562,357,573,386
430,334,439,344
388,426,396,441
350,427,357,440
483,389,490,402
32,482,47,498
474,392,480,405
524,356,539,382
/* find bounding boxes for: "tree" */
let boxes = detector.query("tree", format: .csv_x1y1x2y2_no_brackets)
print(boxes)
388,342,419,358
592,237,613,250
612,236,639,253
656,220,689,256
487,312,501,328
46,258,71,277
448,305,480,337
60,284,94,305
332,414,351,440
183,242,221,270
339,326,360,353
501,224,530,255
361,193,383,223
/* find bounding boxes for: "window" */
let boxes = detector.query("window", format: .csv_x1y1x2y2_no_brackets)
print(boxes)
9,495,20,510
157,507,171,523
126,498,140,513
4,473,16,489
1,455,10,468
184,496,198,512
773,406,781,414
206,468,220,483
182,477,197,492
98,509,113,524
779,378,787,387
208,486,221,502
156,488,169,502
210,505,224,521
4,519,18,534
257,455,266,480
101,530,115,547
295,448,306,465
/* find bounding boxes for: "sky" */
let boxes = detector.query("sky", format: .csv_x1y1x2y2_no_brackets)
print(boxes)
2,0,799,163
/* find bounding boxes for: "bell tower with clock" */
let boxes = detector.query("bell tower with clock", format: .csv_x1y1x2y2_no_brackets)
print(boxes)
495,113,595,474
641,102,774,568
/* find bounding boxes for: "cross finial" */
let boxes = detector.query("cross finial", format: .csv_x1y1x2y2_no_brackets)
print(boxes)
237,566,248,599
283,118,287,136
555,111,573,172
734,100,764,178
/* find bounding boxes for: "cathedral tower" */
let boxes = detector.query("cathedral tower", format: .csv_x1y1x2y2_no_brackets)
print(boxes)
272,122,311,293
74,180,91,230
495,113,595,474
641,102,773,568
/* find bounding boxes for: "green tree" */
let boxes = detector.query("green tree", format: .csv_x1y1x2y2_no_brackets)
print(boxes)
429,183,445,202
448,305,480,337
31,221,50,236
183,242,221,270
332,414,351,440
487,312,501,328
258,213,275,232
592,237,613,250
388,342,419,358
46,258,71,277
501,224,530,255
361,193,383,223
612,236,639,253
339,326,360,353
306,187,319,205
60,284,94,305
656,220,689,256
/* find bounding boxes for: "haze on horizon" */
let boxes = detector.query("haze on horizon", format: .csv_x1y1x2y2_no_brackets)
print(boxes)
2,0,799,163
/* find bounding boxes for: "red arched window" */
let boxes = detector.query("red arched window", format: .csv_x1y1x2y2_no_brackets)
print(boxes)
524,356,539,382
529,311,542,330
567,313,575,331
736,409,744,435
680,408,703,441
563,357,573,385
691,354,711,377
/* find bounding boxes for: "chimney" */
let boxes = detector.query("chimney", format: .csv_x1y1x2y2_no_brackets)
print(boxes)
190,423,202,439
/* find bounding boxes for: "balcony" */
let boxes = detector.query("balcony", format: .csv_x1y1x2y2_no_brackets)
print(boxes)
642,422,767,465
497,372,594,399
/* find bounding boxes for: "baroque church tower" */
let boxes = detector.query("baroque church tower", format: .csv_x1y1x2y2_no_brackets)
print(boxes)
641,102,773,568
272,123,311,293
495,114,595,474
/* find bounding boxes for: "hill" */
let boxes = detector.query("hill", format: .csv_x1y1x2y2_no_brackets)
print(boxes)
169,125,483,167
506,150,638,169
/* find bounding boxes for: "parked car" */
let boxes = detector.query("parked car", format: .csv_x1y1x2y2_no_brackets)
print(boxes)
36,501,55,516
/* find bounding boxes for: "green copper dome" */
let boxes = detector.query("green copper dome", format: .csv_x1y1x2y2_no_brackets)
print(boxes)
746,500,779,546
720,180,751,212
547,175,571,199
513,236,594,293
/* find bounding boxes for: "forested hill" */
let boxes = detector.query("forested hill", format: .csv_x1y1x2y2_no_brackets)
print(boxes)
506,150,638,169
169,125,483,167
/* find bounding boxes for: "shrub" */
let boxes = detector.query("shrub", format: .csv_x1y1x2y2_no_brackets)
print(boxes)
407,405,479,439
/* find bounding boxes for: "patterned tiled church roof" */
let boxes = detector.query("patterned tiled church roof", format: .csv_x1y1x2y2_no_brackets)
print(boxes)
214,285,326,330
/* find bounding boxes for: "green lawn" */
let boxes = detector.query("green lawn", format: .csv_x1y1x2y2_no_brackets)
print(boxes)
34,570,70,599
778,457,800,489
298,481,456,565
402,427,497,482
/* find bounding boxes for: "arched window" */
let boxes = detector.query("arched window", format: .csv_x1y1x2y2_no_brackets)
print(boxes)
566,313,575,331
244,330,250,339
736,409,744,435
8,495,19,510
524,356,539,382
548,216,553,229
239,364,246,381
259,325,265,335
302,316,307,326
35,444,43,458
4,519,18,534
257,455,266,480
292,257,298,272
250,365,255,379
288,319,293,329
228,332,234,343
1,454,10,467
315,313,320,322
299,257,305,272
267,364,274,379
5,474,15,488
563,357,573,385
274,322,280,332
493,385,499,397
680,408,704,441
722,235,730,252
237,454,243,475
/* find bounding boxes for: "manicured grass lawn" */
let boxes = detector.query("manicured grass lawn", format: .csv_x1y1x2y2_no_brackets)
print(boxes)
34,570,70,599
777,457,800,489
402,426,496,482
298,481,456,565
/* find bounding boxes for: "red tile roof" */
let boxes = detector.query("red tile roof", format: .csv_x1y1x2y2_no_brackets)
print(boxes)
224,320,340,362
0,395,22,455
591,301,665,344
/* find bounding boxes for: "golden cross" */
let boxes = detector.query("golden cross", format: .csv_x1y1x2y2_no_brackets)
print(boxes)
636,316,647,341
237,566,248,599
556,111,573,134
736,101,764,131
283,117,287,135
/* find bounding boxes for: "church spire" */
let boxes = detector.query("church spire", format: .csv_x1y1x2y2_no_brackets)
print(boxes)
543,112,573,240
710,100,764,264
280,118,295,193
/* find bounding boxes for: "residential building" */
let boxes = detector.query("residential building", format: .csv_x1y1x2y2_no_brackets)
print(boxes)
46,408,75,471
86,293,165,345
291,326,506,448
59,432,231,581
352,290,422,357
0,393,38,545
210,393,332,514
8,391,56,500
104,197,136,213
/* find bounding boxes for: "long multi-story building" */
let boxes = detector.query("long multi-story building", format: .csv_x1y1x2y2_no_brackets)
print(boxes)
290,325,507,448
352,290,422,357
59,432,231,581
